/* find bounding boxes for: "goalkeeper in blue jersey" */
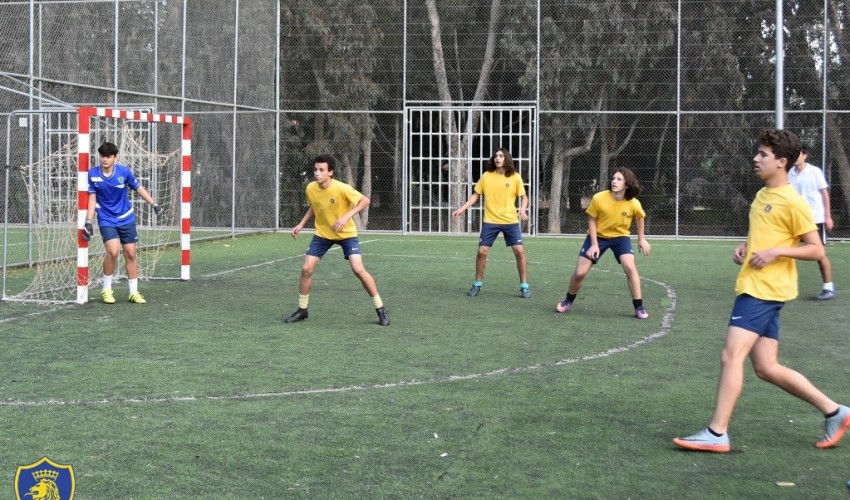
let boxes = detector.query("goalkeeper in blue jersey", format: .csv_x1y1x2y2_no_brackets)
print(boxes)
83,142,162,304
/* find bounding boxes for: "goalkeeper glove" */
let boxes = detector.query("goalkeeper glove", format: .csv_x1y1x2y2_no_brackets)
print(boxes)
153,204,163,215
82,220,94,241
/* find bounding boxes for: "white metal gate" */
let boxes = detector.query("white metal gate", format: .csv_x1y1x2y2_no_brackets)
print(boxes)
403,106,537,234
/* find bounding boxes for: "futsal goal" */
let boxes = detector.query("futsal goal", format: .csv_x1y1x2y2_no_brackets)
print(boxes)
1,107,192,304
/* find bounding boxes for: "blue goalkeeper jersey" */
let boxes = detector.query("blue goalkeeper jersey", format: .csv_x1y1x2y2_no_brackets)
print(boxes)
88,163,141,227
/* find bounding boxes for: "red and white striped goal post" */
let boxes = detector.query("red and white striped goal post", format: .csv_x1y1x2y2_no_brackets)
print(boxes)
76,106,192,304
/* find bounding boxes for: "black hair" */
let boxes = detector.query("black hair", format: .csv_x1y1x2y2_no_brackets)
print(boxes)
97,142,119,157
313,154,336,172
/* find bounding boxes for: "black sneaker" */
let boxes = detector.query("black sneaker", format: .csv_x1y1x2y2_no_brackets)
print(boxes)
467,285,481,297
376,306,390,326
284,308,308,323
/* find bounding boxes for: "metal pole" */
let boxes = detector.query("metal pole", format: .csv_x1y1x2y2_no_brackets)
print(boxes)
822,0,828,173
181,0,187,116
114,0,119,107
534,0,540,236
231,0,240,235
401,0,409,234
154,0,159,111
3,114,12,298
30,1,36,261
275,0,281,231
675,0,681,238
775,0,784,129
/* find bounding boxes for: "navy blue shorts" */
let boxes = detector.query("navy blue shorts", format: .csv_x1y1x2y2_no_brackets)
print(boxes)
816,223,827,245
728,294,784,340
306,235,362,260
100,223,138,245
479,223,523,247
579,235,633,264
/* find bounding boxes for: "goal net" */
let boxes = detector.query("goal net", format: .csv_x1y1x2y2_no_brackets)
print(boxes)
2,107,192,304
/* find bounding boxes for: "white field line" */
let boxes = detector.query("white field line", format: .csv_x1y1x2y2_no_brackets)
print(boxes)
0,305,75,323
0,239,677,406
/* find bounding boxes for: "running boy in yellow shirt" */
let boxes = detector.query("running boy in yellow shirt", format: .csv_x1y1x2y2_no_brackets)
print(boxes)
673,128,849,452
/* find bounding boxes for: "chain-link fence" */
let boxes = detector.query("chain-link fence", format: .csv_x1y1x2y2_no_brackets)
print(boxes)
3,0,850,239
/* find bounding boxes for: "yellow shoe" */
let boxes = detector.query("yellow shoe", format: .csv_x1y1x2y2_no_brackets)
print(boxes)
101,289,116,304
128,292,147,304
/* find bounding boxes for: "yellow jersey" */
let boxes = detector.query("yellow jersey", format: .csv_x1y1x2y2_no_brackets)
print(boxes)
586,190,646,238
474,171,526,224
735,183,816,302
305,179,362,240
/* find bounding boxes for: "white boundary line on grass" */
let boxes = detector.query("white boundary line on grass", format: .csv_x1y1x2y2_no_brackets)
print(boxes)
0,238,677,407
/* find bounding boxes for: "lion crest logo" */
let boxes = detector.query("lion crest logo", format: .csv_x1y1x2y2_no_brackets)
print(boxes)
14,457,75,500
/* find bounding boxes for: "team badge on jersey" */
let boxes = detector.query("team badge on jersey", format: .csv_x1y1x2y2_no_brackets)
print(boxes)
764,204,772,213
14,457,76,500
118,176,125,184
329,197,336,204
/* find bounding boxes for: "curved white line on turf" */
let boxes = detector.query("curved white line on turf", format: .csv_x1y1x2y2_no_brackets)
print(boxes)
0,275,676,407
0,238,676,406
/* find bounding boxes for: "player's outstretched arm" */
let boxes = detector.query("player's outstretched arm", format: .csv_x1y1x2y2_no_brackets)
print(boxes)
332,195,369,232
292,206,314,239
821,187,834,231
586,216,601,260
452,193,480,219
518,194,529,221
636,217,650,256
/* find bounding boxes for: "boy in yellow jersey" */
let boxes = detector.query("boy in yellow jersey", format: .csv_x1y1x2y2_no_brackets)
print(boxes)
556,167,651,319
673,128,849,453
452,148,530,298
285,155,389,326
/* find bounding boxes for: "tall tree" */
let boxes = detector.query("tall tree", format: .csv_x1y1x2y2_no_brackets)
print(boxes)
506,1,676,233
820,2,850,219
425,0,502,232
281,0,385,227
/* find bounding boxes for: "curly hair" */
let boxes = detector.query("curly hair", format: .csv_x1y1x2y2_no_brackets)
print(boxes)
485,148,517,177
313,154,337,173
759,128,802,171
610,167,643,200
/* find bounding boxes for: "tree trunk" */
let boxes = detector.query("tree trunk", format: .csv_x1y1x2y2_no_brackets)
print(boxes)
548,142,568,233
426,0,501,232
826,114,850,222
599,123,611,185
360,136,372,227
545,118,599,234
653,114,672,187
339,154,362,229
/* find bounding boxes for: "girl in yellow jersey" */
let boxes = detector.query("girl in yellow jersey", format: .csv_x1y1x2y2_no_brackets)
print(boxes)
556,167,651,318
452,148,530,298
674,128,848,453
